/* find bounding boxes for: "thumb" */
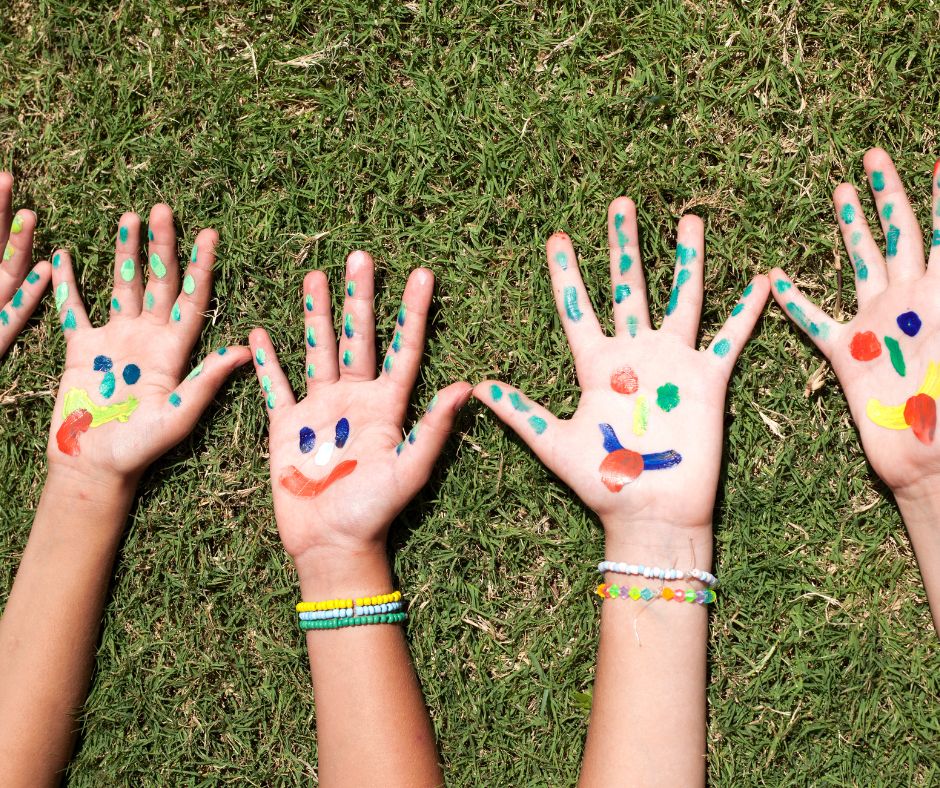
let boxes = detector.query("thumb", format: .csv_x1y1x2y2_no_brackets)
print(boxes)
471,380,559,460
394,381,472,485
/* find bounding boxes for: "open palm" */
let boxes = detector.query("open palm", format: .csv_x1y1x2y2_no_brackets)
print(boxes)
476,197,769,533
47,204,250,477
249,252,470,562
771,149,940,493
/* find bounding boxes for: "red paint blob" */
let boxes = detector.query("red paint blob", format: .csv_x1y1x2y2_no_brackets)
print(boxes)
279,459,358,497
610,366,639,395
903,393,936,445
849,331,882,361
56,409,92,456
599,449,644,492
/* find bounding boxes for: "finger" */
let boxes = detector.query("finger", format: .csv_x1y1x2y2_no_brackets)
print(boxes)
161,346,252,440
110,212,144,318
303,270,339,388
472,380,559,462
338,250,376,381
832,183,887,307
928,159,940,271
705,275,770,374
378,268,434,415
171,228,217,345
864,147,925,282
0,261,52,356
394,382,472,475
249,327,297,413
658,214,704,345
546,232,604,359
50,250,92,336
143,203,179,320
0,172,12,251
769,268,841,354
0,209,36,305
607,197,650,337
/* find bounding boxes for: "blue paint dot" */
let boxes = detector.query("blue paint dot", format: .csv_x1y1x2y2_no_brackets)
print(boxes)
217,347,228,355
299,426,316,454
122,363,141,385
897,311,922,337
335,417,350,448
169,393,182,407
713,338,731,357
93,355,113,372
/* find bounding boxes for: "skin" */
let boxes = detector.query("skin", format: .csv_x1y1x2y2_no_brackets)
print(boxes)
249,252,469,788
0,172,52,357
0,204,251,786
771,147,940,633
475,198,770,787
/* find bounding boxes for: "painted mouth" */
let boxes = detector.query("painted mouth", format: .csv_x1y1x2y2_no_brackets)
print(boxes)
56,387,141,456
867,361,940,445
598,423,682,492
279,460,358,498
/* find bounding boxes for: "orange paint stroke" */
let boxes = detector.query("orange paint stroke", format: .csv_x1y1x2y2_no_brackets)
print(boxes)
904,393,936,445
599,449,644,492
279,460,358,497
56,408,92,456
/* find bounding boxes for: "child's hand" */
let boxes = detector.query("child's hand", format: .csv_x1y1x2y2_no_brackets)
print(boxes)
771,149,940,495
0,173,51,357
475,198,768,550
249,253,471,565
47,204,251,481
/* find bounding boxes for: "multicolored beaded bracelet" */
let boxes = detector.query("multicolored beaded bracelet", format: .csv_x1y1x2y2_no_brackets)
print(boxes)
299,601,403,621
595,583,717,605
295,591,402,613
299,612,407,630
597,561,718,588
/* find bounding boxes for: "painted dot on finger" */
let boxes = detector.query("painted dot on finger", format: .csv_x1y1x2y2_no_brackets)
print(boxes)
190,245,198,263
119,225,129,243
120,259,136,281
11,215,23,234
149,253,167,278
882,203,894,220
343,313,354,338
554,251,568,270
55,282,69,310
122,364,141,384
11,289,23,308
147,227,154,241
342,350,353,366
171,303,181,322
255,348,266,366
775,280,791,293
619,252,632,274
111,297,121,311
304,294,313,312
306,327,316,347
508,392,531,412
886,225,900,257
614,213,627,247
713,338,731,357
626,315,638,337
346,280,356,296
0,310,8,325
932,229,940,247
730,302,744,316
52,253,61,269
26,271,40,284
397,303,406,326
614,284,631,303
490,384,503,401
145,291,155,310
743,283,754,297
217,347,228,355
853,253,868,280
3,244,13,261
871,170,885,191
62,309,77,331
186,363,204,380
383,355,393,374
169,393,182,407
183,274,196,295
563,286,583,321
306,363,315,379
392,331,403,352
840,204,855,224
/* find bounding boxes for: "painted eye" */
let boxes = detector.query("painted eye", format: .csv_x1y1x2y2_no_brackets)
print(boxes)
335,418,350,448
122,364,141,385
93,355,113,372
299,427,316,454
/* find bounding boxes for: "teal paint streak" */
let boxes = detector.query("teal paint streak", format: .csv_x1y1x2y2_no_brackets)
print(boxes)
26,271,40,284
306,364,315,379
11,288,23,308
306,326,316,347
529,416,547,434
563,286,582,321
62,309,77,331
619,253,632,274
52,253,61,269
55,281,68,310
169,393,181,407
490,384,503,401
111,297,121,311
884,336,906,377
171,303,181,322
555,252,568,270
840,204,855,224
742,283,753,297
853,253,868,280
343,313,354,338
191,245,198,263
775,280,792,293
305,294,314,312
392,331,403,352
786,302,830,339
676,244,696,266
99,371,116,399
932,229,940,247
881,203,894,220
886,224,900,257
383,355,393,374
626,315,638,337
508,392,531,412
255,348,266,366
614,284,631,303
614,213,627,248
713,338,731,357
119,226,128,243
871,170,885,191
342,350,353,367
731,302,744,316
665,268,691,316
145,292,155,310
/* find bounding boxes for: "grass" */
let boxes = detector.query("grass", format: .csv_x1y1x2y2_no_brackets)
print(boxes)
2,0,940,784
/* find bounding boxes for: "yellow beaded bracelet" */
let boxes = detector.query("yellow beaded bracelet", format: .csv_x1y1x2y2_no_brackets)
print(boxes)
296,590,402,613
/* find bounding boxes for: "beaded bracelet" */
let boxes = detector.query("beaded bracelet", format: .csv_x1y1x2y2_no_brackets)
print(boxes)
598,561,718,588
299,612,407,630
596,583,717,605
299,601,403,621
296,591,402,613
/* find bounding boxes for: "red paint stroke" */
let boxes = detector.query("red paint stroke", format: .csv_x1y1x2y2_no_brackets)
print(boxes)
934,159,940,179
56,409,92,456
610,366,639,395
599,449,644,492
903,393,936,445
279,460,358,497
849,331,881,362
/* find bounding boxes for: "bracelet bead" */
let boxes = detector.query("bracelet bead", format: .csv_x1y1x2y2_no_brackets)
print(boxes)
299,612,407,630
598,560,718,588
594,583,717,605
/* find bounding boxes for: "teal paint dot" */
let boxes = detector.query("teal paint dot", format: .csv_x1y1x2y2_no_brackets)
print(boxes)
99,371,116,399
665,268,691,316
306,326,316,347
676,243,696,266
626,315,638,337
555,252,568,270
119,226,128,243
508,392,531,412
306,363,315,379
886,224,900,257
169,392,182,407
713,338,731,357
190,244,198,263
62,309,77,331
563,286,582,322
54,282,69,310
183,274,196,295
120,258,135,281
149,253,167,278
261,375,272,392
490,384,503,401
397,303,406,326
850,231,862,246
0,310,8,326
614,214,628,248
392,331,403,352
871,170,885,191
932,229,940,247
111,297,121,311
185,363,204,381
529,416,547,434
148,227,154,241
343,313,354,338
786,301,830,339
408,425,419,444
614,284,631,304
427,394,439,412
266,392,276,409
346,280,356,296
145,291,155,310
840,204,855,224
881,203,894,220
171,303,181,322
853,253,868,280
304,294,314,312
217,347,228,355
11,288,23,308
731,302,744,316
775,280,792,293
52,253,61,269
742,283,753,297
255,348,266,366
26,271,40,284
342,350,353,366
619,253,632,274
383,355,393,374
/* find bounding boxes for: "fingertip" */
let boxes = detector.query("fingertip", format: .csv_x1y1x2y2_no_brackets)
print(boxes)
347,249,373,268
608,196,635,218
148,203,174,230
833,182,856,204
409,266,434,288
863,147,891,171
196,227,219,248
0,172,12,192
678,213,704,234
305,269,327,291
248,327,270,348
32,260,53,280
221,345,253,367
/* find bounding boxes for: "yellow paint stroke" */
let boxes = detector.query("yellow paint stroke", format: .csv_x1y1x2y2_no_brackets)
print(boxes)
632,394,648,436
866,361,940,430
63,387,140,428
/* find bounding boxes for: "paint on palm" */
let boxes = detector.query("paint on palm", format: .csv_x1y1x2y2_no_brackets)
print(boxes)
867,361,940,445
597,424,682,492
280,418,357,497
609,365,681,434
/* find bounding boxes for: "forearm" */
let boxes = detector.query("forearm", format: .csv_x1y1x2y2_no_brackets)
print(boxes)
894,481,940,634
579,524,712,788
295,545,442,788
0,466,136,786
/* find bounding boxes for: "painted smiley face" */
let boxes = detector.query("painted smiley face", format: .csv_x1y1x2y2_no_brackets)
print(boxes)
867,361,940,445
279,418,358,498
598,423,682,492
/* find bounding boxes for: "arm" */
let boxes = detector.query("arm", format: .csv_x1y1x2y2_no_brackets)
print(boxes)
0,204,250,786
249,253,469,787
473,198,769,786
770,148,940,632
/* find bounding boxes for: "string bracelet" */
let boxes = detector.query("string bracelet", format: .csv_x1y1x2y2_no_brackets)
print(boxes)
595,583,717,605
598,560,718,588
299,612,407,631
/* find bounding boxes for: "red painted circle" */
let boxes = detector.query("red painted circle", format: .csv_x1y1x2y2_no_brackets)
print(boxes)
610,365,639,395
849,331,881,361
600,448,644,492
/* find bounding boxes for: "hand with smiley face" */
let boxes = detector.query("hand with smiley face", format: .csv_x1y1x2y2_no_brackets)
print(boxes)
47,204,251,481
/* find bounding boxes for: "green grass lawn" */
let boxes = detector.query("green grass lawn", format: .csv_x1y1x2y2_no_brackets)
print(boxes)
2,1,939,784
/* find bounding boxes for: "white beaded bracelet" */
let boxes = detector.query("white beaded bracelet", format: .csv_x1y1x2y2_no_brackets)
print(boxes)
597,560,718,588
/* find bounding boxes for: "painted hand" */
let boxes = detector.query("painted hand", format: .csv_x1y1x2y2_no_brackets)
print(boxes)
0,173,52,357
249,253,471,561
475,198,769,538
47,204,251,479
771,148,940,493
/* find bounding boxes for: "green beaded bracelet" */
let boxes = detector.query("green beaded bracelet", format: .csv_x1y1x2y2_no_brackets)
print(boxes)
299,612,407,630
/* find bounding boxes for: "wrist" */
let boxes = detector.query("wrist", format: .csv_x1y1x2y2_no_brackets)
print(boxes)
893,476,940,532
45,461,140,504
293,543,394,601
600,516,714,571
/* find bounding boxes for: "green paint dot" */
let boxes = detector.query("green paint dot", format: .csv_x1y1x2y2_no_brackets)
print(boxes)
555,252,568,270
742,283,753,297
11,288,23,308
306,363,315,379
932,229,940,247
99,371,116,399
145,291,155,310
529,416,547,434
120,258,135,281
217,347,228,355
62,308,77,331
190,244,198,263
306,326,316,347
882,203,894,220
427,394,439,412
850,231,862,246
149,253,167,278
0,310,8,326
255,348,266,366
343,350,353,366
169,392,182,407
343,313,354,338
171,303,181,322
775,280,792,293
713,338,731,357
261,375,272,392
266,392,276,409
731,302,744,316
397,303,406,326
676,243,696,266
665,268,691,316
52,253,61,269
627,315,638,337
55,281,69,310
614,284,631,304
840,204,855,224
346,280,356,296
186,363,204,380
383,355,393,374
884,335,906,377
119,225,128,243
490,384,503,401
304,294,314,312
619,253,632,274
26,271,40,284
11,215,23,234
886,224,900,257
148,227,154,241
508,392,531,412
853,253,868,280
111,297,121,311
871,170,885,191
656,382,681,412
392,331,403,352
3,244,13,261
183,274,196,295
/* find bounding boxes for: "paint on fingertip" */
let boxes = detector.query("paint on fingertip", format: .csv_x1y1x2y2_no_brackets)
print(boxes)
655,383,680,412
392,330,403,352
62,309,77,331
397,303,406,326
123,364,141,384
11,289,23,308
555,251,568,271
775,280,791,293
190,245,198,263
871,170,885,191
53,253,61,269
676,244,696,266
183,274,196,295
99,371,116,399
840,204,855,224
11,215,24,234
509,391,531,412
169,392,182,407
149,253,167,278
305,294,314,312
343,313,354,338
611,366,638,395
897,311,922,337
346,280,356,297
306,363,315,379
299,427,316,454
627,315,638,337
786,302,830,339
342,350,353,367
884,335,906,377
55,282,69,310
490,384,503,401
0,310,7,325
383,355,393,374
632,394,648,436
886,224,900,257
335,417,350,448
563,286,583,322
25,270,40,285
255,348,266,366
665,269,691,316
111,297,121,311
395,442,404,456
145,291,155,310
529,415,547,434
614,284,631,303
306,326,316,347
171,303,181,322
853,253,868,280
849,331,881,361
119,225,128,243
266,391,276,409
713,338,731,357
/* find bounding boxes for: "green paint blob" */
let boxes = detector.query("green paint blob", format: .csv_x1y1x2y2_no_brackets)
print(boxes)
619,253,632,274
149,253,167,278
392,331,403,352
853,253,868,280
555,251,568,270
882,203,894,220
120,258,135,281
676,243,696,266
731,302,744,316
255,348,266,366
490,384,503,401
343,313,354,338
840,204,854,224
786,302,829,339
742,283,753,297
343,350,353,366
397,303,406,326
111,297,121,311
306,326,316,347
346,280,356,296
383,355,393,374
0,310,7,325
713,338,731,357
656,382,680,412
261,375,272,392
850,231,862,246
529,415,547,434
665,268,691,316
52,253,61,269
145,291,155,310
627,315,639,337
169,392,182,407
614,284,631,303
12,288,23,308
886,224,900,257
508,392,531,412
171,303,181,322
775,280,792,293
190,245,198,263
427,394,439,412
933,229,940,247
62,309,77,331
871,170,885,191
183,274,196,295
186,363,204,380
306,363,315,379
563,286,582,321
55,281,69,310
11,215,23,234
304,294,313,312
119,226,128,243
26,271,40,284
884,335,906,377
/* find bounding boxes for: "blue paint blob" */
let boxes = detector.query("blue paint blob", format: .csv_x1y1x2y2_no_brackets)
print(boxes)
932,229,940,247
93,355,114,372
599,423,624,452
897,311,922,337
555,252,568,270
122,364,141,385
713,338,731,357
335,417,350,448
99,371,116,399
641,450,682,470
299,427,316,454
